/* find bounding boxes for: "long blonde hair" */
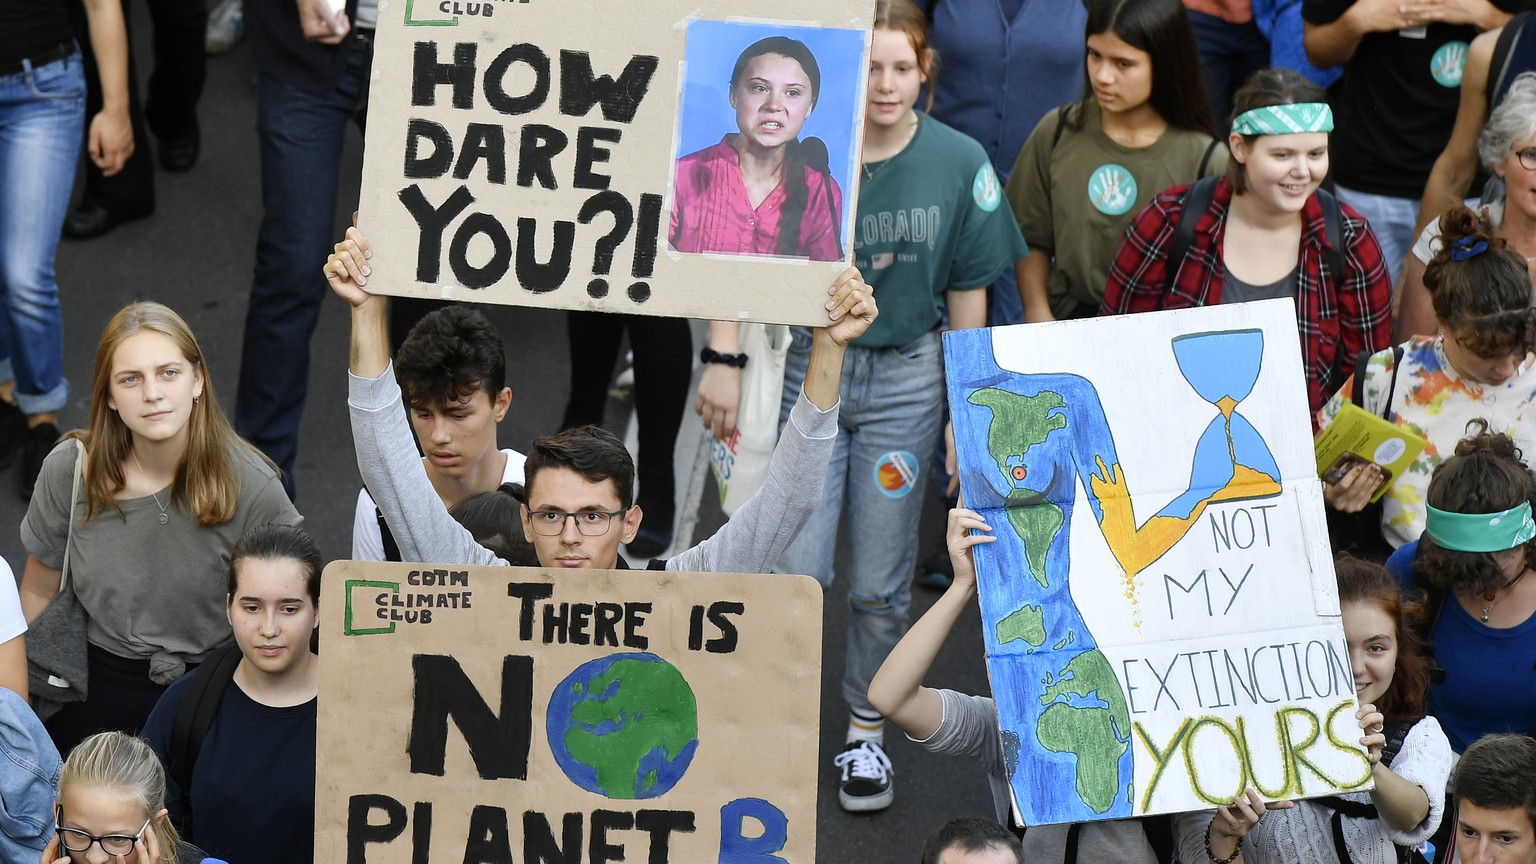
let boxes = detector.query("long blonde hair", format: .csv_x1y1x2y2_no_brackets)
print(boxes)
58,732,182,864
66,302,272,526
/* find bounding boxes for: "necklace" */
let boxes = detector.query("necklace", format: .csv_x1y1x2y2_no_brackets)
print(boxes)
1479,569,1528,623
862,114,921,183
130,448,170,525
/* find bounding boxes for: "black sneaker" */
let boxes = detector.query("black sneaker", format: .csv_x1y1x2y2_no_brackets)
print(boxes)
20,422,59,499
0,399,23,470
834,740,894,812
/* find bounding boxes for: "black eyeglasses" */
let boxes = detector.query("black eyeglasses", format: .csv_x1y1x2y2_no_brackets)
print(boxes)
55,811,151,856
1517,147,1536,171
527,508,628,536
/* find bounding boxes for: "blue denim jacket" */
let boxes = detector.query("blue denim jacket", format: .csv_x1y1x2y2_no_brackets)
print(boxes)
0,687,60,859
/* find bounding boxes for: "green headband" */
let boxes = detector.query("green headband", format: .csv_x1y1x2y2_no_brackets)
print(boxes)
1425,501,1536,553
1231,103,1335,136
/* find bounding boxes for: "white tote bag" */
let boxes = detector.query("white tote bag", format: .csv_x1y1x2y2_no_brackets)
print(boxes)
708,323,790,514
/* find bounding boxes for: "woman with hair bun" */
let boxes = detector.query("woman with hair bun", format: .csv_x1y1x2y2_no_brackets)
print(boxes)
1102,66,1394,417
669,35,843,261
1383,422,1536,755
1318,206,1536,551
18,303,300,755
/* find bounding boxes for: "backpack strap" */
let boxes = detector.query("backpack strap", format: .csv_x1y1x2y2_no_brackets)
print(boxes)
1311,720,1418,864
1196,138,1221,178
1488,12,1533,115
1316,188,1348,291
376,506,403,563
1050,104,1073,149
1165,176,1220,295
169,643,243,835
1351,345,1405,421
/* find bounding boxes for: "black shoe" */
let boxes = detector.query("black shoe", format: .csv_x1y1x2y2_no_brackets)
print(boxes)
21,422,59,499
159,130,200,172
0,400,22,470
62,202,153,240
834,741,894,812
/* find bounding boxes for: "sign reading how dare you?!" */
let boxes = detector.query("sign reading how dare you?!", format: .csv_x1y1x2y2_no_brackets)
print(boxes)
944,300,1371,825
357,0,872,324
315,563,822,863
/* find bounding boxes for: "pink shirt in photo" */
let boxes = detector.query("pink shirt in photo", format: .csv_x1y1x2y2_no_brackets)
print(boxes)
669,137,843,261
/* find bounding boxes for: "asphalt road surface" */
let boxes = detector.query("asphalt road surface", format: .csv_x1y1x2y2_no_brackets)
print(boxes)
1,15,997,861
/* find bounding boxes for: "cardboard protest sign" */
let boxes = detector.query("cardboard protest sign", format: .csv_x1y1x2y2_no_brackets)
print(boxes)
315,562,822,862
355,0,871,325
943,300,1370,825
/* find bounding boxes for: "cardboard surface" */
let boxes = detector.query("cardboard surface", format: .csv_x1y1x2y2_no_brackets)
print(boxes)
315,562,823,862
943,300,1371,824
356,0,871,324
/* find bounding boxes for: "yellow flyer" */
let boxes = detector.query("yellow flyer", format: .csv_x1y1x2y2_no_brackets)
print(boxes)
1315,403,1427,502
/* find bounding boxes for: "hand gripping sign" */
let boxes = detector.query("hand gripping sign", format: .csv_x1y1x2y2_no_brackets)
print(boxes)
315,563,822,863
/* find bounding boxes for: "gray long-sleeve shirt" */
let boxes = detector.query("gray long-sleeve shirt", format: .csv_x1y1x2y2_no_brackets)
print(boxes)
348,365,837,573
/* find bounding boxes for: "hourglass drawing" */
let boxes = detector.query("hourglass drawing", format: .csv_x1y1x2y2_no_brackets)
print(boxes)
1167,329,1283,516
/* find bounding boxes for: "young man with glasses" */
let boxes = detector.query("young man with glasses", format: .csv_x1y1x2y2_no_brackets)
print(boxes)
328,226,877,572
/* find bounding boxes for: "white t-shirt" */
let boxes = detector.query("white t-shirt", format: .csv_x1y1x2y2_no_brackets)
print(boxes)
351,448,526,561
0,558,26,645
1411,200,1505,263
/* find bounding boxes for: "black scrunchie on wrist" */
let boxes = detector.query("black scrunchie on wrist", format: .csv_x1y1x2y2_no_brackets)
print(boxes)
700,347,748,368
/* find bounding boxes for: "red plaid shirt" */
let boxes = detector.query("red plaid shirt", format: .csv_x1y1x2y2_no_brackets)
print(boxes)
1102,178,1392,419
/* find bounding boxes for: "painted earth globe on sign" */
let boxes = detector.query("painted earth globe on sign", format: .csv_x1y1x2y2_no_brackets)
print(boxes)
546,652,700,798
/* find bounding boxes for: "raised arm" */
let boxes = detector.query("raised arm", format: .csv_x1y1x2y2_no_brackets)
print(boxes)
1416,30,1494,235
868,507,993,739
327,228,503,567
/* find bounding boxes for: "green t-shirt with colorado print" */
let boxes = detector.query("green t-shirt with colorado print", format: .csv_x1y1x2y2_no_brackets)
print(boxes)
1006,100,1225,317
851,115,1029,348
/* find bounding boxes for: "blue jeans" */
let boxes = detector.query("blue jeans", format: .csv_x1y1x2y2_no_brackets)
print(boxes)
1337,184,1419,286
236,31,371,497
0,52,81,415
776,328,946,715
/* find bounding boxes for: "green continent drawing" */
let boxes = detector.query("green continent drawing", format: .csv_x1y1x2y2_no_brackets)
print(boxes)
547,653,699,799
997,605,1047,647
967,388,1068,585
1037,651,1131,814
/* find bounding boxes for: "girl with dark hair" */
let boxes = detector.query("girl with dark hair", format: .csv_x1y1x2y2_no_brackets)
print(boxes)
142,523,321,864
1178,556,1451,864
1383,422,1536,755
697,0,1027,817
1102,67,1394,417
668,35,843,261
1319,206,1536,550
1007,0,1223,322
18,303,300,755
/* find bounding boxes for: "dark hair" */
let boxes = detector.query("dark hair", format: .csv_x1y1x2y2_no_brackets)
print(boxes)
731,37,823,257
394,306,507,410
523,425,635,510
1425,206,1536,358
1334,554,1429,723
1419,420,1536,595
227,523,322,604
875,0,939,112
1072,0,1215,137
919,817,1021,864
1224,68,1329,195
1455,734,1536,829
451,483,539,566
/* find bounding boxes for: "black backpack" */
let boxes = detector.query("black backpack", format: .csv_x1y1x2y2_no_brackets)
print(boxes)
167,643,243,837
1164,176,1346,296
